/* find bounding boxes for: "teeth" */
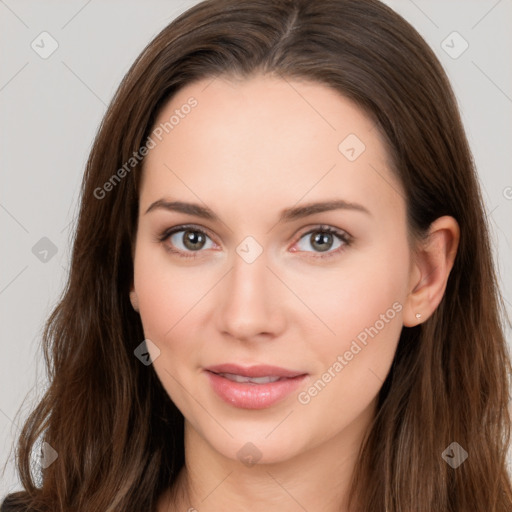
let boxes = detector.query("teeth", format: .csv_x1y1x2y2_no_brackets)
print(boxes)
218,372,282,384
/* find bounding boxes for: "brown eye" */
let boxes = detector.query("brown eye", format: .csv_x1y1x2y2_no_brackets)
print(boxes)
180,229,207,251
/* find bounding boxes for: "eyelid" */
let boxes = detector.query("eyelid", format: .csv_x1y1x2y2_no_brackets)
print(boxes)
294,224,352,242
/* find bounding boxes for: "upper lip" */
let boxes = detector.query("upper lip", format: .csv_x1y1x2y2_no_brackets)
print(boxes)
205,363,307,378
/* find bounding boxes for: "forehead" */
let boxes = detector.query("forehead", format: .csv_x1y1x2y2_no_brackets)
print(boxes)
139,74,403,223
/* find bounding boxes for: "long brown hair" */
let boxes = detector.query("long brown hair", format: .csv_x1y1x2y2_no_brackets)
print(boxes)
2,0,511,510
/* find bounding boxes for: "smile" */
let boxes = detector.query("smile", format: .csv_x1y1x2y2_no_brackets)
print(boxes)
204,369,308,409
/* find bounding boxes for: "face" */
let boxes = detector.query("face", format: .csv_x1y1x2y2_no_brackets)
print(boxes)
130,74,414,464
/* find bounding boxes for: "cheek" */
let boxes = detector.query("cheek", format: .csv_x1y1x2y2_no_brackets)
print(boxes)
294,236,409,403
133,249,203,407
295,256,406,434
133,244,208,340
293,243,408,346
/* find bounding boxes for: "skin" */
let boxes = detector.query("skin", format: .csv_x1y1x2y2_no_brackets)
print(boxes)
129,74,459,512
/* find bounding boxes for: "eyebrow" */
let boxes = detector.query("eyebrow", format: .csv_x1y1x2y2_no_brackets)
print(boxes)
144,198,371,222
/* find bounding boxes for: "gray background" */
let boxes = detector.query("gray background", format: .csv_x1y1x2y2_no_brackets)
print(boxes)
1,0,511,498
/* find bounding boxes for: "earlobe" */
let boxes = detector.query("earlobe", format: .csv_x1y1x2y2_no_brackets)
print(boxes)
403,216,460,327
130,289,140,313
402,264,427,327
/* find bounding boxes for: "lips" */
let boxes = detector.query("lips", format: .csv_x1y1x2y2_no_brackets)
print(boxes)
204,363,309,409
205,363,306,379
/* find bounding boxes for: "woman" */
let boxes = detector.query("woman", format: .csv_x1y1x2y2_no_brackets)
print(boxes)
2,0,511,510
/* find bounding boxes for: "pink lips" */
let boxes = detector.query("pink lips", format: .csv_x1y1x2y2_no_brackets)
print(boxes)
204,363,308,410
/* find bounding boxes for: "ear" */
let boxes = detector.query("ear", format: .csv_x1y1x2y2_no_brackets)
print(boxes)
403,216,460,327
129,286,140,313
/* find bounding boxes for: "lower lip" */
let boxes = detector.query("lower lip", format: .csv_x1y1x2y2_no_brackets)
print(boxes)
204,371,308,410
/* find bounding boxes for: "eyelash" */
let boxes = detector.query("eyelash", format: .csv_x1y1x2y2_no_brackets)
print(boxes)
157,224,352,260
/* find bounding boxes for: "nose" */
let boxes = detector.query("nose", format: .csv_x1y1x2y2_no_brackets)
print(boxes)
215,246,287,342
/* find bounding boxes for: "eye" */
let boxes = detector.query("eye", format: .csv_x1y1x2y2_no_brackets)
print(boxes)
158,225,216,258
292,225,352,259
158,224,352,260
